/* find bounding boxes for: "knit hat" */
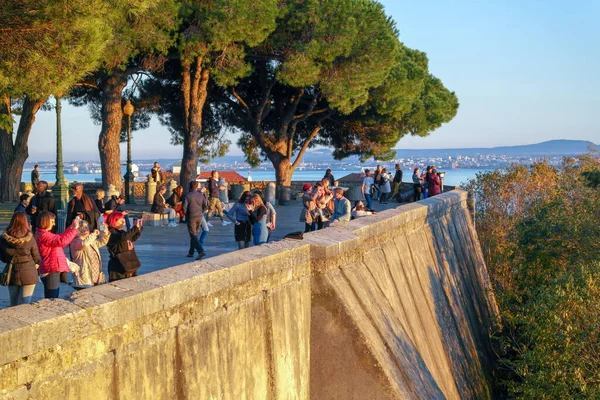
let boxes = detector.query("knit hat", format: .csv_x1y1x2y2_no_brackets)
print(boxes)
302,183,312,191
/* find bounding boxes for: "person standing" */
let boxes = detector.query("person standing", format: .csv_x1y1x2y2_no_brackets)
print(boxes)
151,162,163,183
66,183,101,231
14,194,30,214
299,183,315,233
373,165,382,201
331,188,351,224
31,164,40,187
151,185,177,227
105,194,131,230
254,190,276,242
0,212,40,306
361,169,375,210
106,212,143,281
247,194,268,246
94,189,106,214
427,167,442,197
226,191,253,249
206,171,231,226
69,220,110,289
379,168,391,204
412,168,423,202
323,169,335,188
35,211,80,298
26,181,56,231
391,164,403,202
182,181,209,260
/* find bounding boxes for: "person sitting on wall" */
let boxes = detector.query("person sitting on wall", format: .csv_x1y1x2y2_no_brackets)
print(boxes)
330,187,351,224
151,185,177,227
351,200,376,220
167,185,185,223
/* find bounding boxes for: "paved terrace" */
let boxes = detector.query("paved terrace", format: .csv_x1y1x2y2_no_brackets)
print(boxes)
0,197,409,309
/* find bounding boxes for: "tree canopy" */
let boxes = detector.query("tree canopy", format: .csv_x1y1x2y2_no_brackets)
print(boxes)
219,0,458,184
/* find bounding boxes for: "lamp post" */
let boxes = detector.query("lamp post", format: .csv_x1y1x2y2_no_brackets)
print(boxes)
123,99,135,204
53,96,70,211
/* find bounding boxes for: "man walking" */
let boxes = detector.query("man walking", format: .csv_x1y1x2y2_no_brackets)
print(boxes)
183,181,209,260
206,171,231,226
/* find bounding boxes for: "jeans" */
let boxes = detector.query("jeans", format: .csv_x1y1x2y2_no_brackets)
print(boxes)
364,193,373,210
187,218,205,256
41,273,60,298
8,284,35,306
199,218,209,245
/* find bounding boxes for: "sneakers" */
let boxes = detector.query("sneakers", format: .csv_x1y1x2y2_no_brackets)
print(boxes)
195,251,207,260
207,221,214,227
167,222,178,228
186,254,194,258
222,220,232,226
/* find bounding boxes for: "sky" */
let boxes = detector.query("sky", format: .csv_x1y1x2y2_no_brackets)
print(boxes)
23,0,600,161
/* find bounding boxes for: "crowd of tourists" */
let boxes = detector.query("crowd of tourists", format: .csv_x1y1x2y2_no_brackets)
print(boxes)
0,164,443,308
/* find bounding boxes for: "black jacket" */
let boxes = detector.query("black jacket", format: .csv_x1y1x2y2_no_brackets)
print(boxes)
182,190,208,220
66,194,101,231
151,192,167,214
107,226,142,274
0,232,40,286
26,191,56,229
393,169,403,183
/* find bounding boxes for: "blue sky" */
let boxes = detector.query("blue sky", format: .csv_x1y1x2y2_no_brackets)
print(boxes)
25,0,599,161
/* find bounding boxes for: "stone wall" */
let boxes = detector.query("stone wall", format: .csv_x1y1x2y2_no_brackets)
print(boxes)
0,190,497,399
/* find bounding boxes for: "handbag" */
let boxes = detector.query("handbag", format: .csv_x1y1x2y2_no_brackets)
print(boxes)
1,262,14,286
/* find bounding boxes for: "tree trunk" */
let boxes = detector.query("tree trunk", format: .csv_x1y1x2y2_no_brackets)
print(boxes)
270,151,294,187
179,58,210,192
98,72,127,191
0,96,44,202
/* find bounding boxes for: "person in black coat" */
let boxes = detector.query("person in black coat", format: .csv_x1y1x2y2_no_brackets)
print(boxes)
151,185,176,226
66,183,101,231
106,212,143,282
0,212,41,306
26,181,57,230
323,169,335,187
391,163,403,202
182,181,209,260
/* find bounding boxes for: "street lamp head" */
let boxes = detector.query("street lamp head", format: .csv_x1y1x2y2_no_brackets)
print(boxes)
123,99,135,116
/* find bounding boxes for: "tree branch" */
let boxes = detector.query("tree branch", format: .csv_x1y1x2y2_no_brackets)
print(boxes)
231,88,250,113
291,125,322,170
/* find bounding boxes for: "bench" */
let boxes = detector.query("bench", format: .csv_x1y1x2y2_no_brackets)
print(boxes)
142,212,168,227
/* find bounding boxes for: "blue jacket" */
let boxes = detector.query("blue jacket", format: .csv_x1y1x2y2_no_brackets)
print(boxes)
182,190,208,220
332,197,351,222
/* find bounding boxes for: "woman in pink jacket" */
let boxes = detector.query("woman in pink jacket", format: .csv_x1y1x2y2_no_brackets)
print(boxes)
35,211,80,298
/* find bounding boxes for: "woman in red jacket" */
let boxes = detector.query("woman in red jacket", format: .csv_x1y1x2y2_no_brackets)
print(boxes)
35,211,80,298
427,168,442,197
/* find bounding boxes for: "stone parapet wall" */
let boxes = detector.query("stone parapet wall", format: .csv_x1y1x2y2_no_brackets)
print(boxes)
0,190,497,399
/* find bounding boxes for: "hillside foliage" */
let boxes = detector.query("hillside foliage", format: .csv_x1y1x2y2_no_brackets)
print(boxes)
465,151,600,398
